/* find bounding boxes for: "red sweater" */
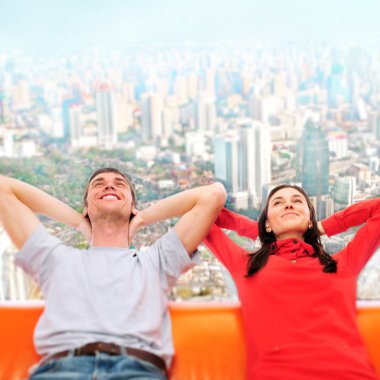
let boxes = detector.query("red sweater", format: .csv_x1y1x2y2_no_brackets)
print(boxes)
204,198,380,380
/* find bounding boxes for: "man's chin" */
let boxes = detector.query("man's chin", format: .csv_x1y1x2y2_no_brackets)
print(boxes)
88,209,131,224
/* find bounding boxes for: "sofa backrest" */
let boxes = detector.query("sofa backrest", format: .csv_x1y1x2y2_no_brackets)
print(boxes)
0,301,379,380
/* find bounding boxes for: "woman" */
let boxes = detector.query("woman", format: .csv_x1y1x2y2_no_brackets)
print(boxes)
205,184,380,380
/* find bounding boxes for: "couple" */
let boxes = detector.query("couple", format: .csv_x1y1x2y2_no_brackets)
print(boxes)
0,167,379,380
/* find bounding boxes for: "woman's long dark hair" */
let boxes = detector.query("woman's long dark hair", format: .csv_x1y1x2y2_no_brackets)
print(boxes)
246,184,337,277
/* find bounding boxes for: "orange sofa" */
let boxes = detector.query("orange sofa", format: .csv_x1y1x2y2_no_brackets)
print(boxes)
0,301,379,380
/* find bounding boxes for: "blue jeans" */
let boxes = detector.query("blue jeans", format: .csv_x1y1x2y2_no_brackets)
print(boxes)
29,353,168,380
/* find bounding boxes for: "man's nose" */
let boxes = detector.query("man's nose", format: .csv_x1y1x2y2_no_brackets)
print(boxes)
104,184,115,190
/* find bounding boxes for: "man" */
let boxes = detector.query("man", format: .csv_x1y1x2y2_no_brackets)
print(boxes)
0,167,226,379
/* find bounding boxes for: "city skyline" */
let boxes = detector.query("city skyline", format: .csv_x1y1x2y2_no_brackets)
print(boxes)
1,0,380,51
1,15,380,302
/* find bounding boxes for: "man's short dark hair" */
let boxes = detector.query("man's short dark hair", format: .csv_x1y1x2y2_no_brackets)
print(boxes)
83,167,137,208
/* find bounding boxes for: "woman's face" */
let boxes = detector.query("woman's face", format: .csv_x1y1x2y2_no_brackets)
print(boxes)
266,187,311,241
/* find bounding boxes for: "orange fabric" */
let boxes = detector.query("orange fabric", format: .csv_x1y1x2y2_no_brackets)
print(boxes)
0,302,379,380
168,302,247,380
357,305,380,376
0,303,42,380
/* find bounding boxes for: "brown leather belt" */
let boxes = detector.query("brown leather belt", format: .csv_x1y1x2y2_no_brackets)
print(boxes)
42,342,167,375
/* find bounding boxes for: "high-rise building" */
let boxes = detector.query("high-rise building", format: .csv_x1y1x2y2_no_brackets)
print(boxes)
141,93,163,144
214,121,272,208
202,68,215,98
96,86,117,148
50,107,65,138
69,105,97,148
113,94,133,134
332,176,356,211
195,97,216,131
122,83,135,103
327,64,349,108
328,130,348,159
173,75,189,105
62,97,80,140
162,107,179,141
69,105,83,146
239,121,272,204
272,72,287,98
187,73,199,100
248,95,277,123
297,119,331,218
349,163,371,187
368,111,380,141
214,134,240,193
186,131,206,158
11,80,30,110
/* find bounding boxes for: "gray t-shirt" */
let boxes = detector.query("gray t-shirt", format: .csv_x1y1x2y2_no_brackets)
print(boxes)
15,224,199,367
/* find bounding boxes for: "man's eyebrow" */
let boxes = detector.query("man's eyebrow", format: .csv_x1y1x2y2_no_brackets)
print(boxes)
91,177,105,185
114,177,129,185
90,175,129,186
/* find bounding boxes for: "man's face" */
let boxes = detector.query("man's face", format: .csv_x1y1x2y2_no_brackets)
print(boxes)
85,172,134,223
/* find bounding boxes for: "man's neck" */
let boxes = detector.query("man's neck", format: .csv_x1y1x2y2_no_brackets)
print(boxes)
90,222,130,248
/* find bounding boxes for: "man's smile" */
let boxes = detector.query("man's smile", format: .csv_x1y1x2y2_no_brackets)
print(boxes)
100,194,120,201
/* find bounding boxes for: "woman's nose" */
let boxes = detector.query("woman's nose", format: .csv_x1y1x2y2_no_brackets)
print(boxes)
284,202,294,209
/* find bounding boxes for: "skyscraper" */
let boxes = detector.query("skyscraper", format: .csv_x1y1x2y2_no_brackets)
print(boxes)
214,134,239,193
239,121,272,205
332,176,356,211
62,97,80,141
69,105,97,148
297,119,331,218
214,120,272,208
69,105,83,147
195,96,216,131
141,93,163,144
327,64,349,107
96,85,117,148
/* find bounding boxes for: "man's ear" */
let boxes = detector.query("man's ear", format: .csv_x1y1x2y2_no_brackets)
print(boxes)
129,206,138,221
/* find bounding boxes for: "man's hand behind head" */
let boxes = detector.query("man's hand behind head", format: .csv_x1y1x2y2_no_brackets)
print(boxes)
128,208,144,246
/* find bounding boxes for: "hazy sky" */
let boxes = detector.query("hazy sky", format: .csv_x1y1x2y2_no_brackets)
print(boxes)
0,0,379,50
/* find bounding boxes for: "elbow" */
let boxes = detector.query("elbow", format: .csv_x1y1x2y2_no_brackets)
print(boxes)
209,182,227,209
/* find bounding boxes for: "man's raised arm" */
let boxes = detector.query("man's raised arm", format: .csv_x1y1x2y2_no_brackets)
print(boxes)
0,175,86,249
129,182,226,255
